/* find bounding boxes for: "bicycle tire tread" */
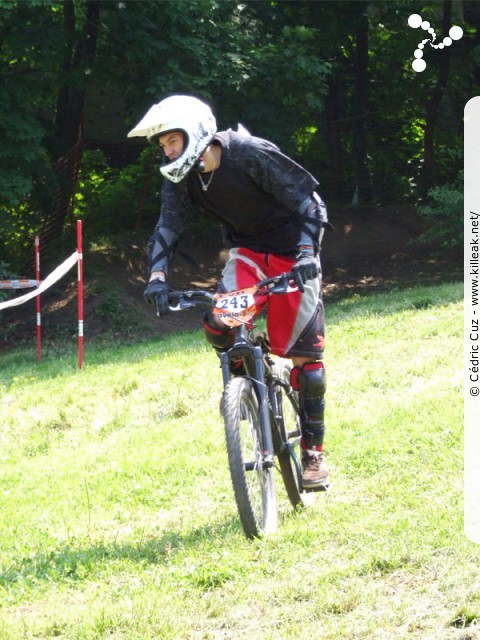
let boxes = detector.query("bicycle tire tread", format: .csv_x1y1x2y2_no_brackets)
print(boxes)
222,377,277,538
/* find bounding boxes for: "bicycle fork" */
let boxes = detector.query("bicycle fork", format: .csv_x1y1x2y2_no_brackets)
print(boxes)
220,343,275,469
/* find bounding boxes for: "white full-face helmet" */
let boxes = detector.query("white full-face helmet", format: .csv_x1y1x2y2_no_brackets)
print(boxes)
127,95,217,183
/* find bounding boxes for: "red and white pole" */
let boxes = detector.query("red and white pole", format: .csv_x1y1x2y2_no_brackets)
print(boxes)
35,235,42,363
77,220,84,369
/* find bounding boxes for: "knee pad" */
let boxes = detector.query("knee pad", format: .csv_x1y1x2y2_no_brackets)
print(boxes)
203,315,234,353
290,362,326,447
291,362,326,394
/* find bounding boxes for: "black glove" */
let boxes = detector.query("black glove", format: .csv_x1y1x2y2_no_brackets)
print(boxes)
144,278,169,316
292,248,319,293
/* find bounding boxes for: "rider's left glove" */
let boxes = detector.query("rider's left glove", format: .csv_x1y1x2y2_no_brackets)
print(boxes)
292,247,319,293
144,278,169,316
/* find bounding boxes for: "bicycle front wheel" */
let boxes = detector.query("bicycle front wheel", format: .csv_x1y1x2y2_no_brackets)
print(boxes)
222,376,278,538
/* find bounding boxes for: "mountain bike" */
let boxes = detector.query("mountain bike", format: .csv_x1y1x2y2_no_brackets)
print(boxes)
168,271,310,539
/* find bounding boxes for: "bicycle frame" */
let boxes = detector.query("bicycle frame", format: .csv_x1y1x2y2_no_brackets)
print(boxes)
169,271,297,471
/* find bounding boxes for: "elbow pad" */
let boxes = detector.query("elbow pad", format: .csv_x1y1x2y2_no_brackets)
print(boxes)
297,193,331,252
147,226,178,274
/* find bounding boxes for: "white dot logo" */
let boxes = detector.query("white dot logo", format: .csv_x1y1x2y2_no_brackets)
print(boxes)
408,13,463,72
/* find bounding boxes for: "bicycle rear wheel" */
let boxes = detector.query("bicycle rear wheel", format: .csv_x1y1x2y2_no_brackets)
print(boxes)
273,358,307,508
222,376,278,538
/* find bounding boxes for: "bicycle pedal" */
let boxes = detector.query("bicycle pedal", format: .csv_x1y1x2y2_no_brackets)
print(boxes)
304,482,330,493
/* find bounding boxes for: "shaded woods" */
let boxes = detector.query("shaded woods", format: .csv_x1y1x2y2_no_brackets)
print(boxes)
0,0,475,270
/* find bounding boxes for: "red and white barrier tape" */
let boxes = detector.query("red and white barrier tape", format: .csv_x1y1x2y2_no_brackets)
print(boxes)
0,280,40,290
0,251,79,311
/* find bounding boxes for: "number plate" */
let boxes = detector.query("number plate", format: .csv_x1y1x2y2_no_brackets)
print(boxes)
213,287,257,327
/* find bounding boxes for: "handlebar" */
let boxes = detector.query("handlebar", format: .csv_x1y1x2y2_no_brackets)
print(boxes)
168,271,296,312
167,289,215,311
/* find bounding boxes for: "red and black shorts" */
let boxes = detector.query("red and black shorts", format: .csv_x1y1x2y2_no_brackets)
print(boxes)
220,248,325,359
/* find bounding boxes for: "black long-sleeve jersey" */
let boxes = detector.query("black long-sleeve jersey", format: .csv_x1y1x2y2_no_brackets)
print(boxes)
149,129,326,271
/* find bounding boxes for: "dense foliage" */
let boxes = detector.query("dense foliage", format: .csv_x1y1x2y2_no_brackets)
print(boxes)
0,0,475,269
415,169,464,251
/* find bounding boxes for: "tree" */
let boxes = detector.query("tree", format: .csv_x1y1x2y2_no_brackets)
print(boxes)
55,0,100,152
0,0,476,269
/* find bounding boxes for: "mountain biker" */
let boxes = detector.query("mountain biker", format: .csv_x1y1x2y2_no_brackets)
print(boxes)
128,95,331,491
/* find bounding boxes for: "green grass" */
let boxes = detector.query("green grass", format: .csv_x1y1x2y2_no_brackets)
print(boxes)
0,280,474,640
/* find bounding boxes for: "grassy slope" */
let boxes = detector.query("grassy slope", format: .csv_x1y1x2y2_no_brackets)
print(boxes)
0,280,474,640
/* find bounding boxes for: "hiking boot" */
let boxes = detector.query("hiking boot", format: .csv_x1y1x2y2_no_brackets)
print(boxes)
301,451,329,491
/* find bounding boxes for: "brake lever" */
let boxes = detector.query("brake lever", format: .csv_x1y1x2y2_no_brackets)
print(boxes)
267,286,297,295
168,294,196,312
268,280,299,295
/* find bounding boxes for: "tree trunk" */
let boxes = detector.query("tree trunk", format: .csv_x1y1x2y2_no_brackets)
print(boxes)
44,0,101,252
350,1,374,206
421,0,452,195
55,0,100,151
325,75,342,200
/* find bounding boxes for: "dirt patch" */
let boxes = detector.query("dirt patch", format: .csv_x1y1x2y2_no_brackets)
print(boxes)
0,206,461,351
